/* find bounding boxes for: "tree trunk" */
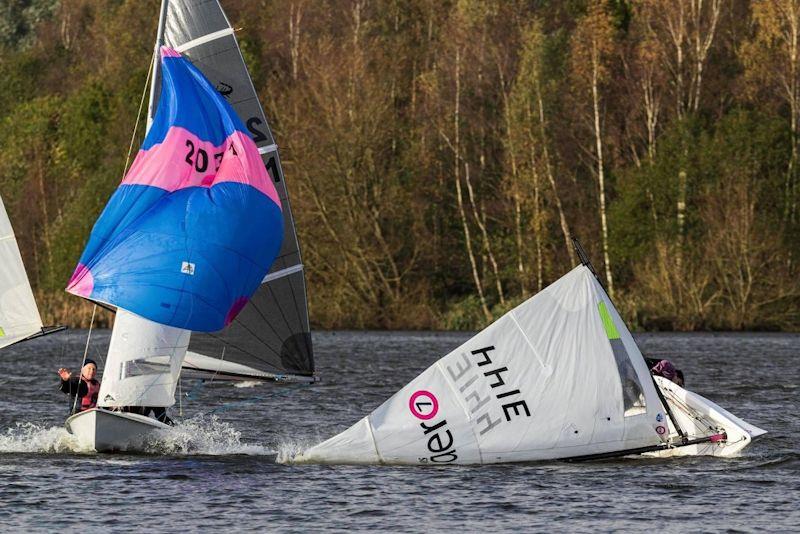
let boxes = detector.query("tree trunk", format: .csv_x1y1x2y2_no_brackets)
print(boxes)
534,82,576,266
454,48,491,321
591,40,615,298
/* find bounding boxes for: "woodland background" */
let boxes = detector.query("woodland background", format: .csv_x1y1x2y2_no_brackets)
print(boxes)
1,0,799,330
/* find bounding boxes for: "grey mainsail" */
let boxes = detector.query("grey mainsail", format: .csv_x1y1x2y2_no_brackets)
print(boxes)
151,0,313,380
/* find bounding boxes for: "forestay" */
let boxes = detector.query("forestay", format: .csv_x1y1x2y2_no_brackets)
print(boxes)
98,309,190,408
153,0,314,380
296,266,669,465
0,196,43,349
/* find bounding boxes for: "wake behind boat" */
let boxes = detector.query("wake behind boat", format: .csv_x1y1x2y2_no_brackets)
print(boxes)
291,245,766,465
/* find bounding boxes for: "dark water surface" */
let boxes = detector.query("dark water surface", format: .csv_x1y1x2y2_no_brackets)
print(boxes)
0,330,797,532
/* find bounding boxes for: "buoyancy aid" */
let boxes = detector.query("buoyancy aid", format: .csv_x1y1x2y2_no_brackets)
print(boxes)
80,378,100,411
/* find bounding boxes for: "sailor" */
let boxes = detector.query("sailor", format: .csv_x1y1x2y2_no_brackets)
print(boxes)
57,359,101,413
647,358,685,387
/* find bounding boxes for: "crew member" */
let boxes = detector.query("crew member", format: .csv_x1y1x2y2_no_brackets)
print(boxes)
646,357,685,387
58,359,101,413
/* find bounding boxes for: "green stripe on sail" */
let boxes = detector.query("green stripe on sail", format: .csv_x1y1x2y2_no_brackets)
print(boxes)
598,301,620,340
0,327,4,337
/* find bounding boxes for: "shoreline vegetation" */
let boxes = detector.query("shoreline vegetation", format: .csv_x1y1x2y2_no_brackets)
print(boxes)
4,1,800,332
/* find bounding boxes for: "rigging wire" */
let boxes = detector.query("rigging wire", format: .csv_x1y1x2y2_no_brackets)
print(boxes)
121,48,156,179
71,304,97,414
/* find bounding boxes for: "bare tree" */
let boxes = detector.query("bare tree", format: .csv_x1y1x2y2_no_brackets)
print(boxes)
572,0,617,297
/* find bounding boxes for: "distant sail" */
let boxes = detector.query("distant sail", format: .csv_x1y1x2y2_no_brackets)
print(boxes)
153,0,314,379
66,47,283,333
0,195,44,349
295,266,668,465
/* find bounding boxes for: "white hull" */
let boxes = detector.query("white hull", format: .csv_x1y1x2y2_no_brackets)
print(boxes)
647,376,767,458
65,408,171,452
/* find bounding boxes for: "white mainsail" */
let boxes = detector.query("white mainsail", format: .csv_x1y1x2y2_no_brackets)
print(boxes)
0,195,44,349
296,266,669,465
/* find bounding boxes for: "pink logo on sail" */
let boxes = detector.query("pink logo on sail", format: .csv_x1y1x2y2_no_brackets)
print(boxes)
409,390,439,420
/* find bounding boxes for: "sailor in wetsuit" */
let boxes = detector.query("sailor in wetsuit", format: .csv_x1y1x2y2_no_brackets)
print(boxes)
645,357,685,387
58,359,101,413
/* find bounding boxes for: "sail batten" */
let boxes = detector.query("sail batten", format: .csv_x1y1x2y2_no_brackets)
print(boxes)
175,27,234,52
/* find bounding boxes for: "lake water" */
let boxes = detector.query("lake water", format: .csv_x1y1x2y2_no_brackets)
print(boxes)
0,330,797,532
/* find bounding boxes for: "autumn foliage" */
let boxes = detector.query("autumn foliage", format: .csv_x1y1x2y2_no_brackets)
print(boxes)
1,0,798,330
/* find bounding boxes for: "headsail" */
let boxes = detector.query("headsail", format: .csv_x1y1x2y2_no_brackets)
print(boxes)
66,47,283,332
98,308,190,408
295,266,668,465
153,0,314,380
0,195,44,349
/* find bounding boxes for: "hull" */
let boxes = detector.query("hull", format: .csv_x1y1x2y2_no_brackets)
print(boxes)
646,376,767,458
65,408,171,452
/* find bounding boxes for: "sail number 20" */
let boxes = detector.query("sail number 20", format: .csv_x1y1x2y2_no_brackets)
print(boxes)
185,140,235,173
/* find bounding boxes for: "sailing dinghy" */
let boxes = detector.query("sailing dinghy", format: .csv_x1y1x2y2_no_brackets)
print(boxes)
293,251,765,465
0,195,65,349
63,0,313,452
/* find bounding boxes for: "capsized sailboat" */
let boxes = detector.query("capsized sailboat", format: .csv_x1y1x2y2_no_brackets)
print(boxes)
64,0,313,452
0,195,65,349
292,252,765,465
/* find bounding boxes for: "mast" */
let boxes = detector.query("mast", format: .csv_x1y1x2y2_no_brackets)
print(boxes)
571,237,688,443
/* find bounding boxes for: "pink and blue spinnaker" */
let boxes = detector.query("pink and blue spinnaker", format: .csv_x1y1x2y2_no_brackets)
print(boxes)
66,47,283,332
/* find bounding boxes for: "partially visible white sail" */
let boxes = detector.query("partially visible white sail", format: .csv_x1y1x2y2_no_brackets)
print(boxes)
98,309,189,408
0,195,43,349
295,266,669,465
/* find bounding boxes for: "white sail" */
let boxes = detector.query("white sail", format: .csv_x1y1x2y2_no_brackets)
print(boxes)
98,309,189,408
295,266,669,465
0,195,43,349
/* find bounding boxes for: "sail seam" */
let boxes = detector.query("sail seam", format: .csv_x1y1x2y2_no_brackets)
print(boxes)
508,312,547,370
365,418,383,464
175,28,235,53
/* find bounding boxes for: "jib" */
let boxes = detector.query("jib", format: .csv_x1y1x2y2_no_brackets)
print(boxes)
418,419,458,463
